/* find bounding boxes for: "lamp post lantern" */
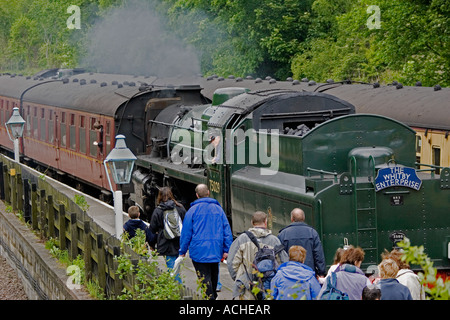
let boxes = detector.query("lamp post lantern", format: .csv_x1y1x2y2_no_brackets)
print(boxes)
5,107,26,162
103,135,137,238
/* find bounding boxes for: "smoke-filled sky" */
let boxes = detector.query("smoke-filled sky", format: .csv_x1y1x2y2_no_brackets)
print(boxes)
81,0,201,77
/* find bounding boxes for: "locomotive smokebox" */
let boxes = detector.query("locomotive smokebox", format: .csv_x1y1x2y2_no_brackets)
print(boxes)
348,146,394,177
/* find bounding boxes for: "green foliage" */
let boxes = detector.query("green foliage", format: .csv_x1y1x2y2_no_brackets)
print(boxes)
44,237,106,299
120,228,149,257
398,238,450,300
73,194,90,212
0,0,98,73
116,228,191,300
0,0,446,86
291,0,449,86
115,251,184,300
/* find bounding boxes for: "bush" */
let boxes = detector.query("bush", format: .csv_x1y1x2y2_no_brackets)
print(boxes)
398,238,450,300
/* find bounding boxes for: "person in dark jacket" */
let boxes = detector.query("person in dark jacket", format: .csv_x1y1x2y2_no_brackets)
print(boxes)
150,187,186,282
277,208,326,276
378,258,413,300
179,184,233,300
123,205,156,247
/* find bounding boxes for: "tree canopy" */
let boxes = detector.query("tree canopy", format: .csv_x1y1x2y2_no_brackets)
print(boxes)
0,0,448,86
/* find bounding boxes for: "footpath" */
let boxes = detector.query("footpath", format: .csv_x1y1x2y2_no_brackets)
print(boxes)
1,162,234,300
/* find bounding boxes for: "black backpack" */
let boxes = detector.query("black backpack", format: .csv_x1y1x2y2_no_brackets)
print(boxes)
244,231,285,299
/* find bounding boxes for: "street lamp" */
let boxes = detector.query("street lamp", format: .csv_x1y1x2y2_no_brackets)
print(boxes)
5,107,26,162
103,134,137,238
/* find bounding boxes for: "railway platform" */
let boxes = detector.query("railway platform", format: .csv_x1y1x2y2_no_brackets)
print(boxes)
0,158,234,300
41,173,235,299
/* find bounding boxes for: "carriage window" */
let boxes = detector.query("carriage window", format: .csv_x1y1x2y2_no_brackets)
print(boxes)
79,115,86,153
33,107,38,138
48,114,54,144
40,108,46,141
25,106,31,136
0,100,3,126
61,112,67,147
432,146,441,174
105,121,111,154
415,135,422,154
69,114,76,150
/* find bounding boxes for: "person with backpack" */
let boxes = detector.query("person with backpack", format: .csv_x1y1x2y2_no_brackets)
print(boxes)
317,246,371,300
227,211,288,300
270,245,321,300
150,187,186,282
179,184,233,300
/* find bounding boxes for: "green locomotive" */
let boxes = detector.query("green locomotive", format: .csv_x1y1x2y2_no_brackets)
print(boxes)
131,87,450,271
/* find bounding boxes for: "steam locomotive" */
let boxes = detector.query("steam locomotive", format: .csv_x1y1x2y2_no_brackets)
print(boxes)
0,70,449,272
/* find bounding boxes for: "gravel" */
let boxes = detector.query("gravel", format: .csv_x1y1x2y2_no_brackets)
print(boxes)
0,255,28,300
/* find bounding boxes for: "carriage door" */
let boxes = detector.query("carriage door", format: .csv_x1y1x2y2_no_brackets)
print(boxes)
48,109,58,167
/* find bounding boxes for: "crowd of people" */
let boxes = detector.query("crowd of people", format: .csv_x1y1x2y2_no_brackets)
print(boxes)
122,183,424,301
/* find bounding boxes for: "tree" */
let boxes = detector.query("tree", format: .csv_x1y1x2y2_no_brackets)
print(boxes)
0,0,100,73
163,0,314,79
291,0,449,86
6,15,40,70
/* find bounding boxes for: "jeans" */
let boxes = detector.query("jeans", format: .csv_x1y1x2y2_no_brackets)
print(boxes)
165,255,182,283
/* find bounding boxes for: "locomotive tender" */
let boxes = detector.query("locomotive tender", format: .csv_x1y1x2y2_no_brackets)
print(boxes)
135,85,450,271
0,70,449,272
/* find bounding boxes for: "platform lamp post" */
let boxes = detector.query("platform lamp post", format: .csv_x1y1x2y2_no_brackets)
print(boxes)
5,107,26,163
103,135,137,239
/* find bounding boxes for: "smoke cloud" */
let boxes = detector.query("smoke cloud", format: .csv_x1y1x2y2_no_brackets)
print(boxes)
81,0,201,77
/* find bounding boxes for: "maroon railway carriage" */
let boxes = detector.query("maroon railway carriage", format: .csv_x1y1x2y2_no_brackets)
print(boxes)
0,72,207,198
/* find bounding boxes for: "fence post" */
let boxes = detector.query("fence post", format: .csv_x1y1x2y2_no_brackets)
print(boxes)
113,246,122,297
4,165,10,203
69,212,78,260
96,233,106,290
39,189,46,236
17,173,23,212
31,183,38,230
10,168,17,211
58,204,66,250
47,195,55,238
83,221,92,281
3,164,10,203
0,161,4,200
23,179,31,223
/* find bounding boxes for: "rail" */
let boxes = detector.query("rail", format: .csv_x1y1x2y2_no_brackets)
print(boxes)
0,155,201,300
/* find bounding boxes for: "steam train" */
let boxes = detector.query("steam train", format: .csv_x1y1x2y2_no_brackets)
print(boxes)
0,70,449,272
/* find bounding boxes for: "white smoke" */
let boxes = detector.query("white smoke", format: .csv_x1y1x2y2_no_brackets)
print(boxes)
81,0,201,77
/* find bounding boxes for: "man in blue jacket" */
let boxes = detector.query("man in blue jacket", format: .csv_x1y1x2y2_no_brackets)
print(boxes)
179,184,233,300
278,208,326,277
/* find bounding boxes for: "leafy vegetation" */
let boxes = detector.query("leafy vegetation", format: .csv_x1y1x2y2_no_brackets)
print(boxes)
0,0,447,86
115,229,186,300
45,237,106,299
73,194,90,212
398,238,450,300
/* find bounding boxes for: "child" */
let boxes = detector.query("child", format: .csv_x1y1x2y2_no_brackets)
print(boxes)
123,206,156,248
